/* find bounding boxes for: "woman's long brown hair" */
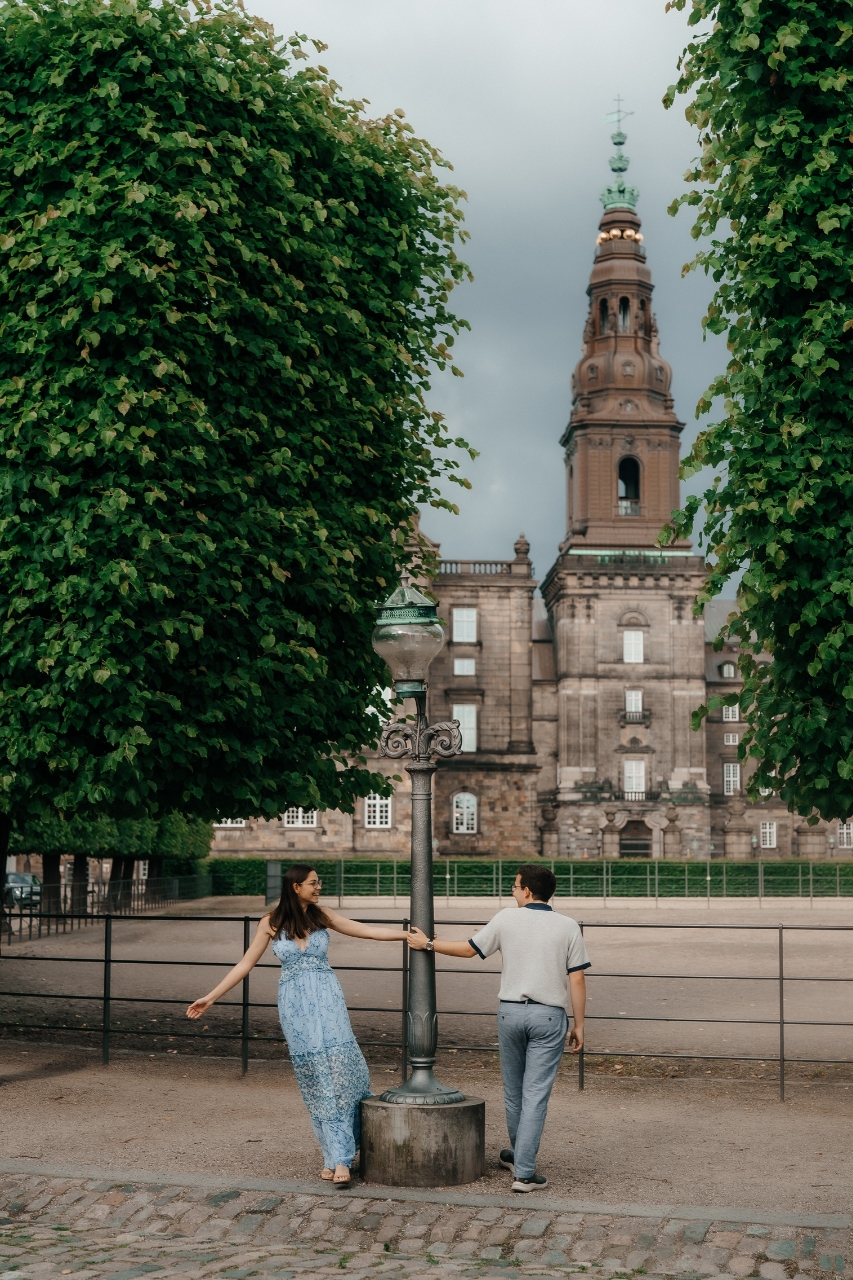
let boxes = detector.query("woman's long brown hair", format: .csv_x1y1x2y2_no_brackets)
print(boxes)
268,862,331,940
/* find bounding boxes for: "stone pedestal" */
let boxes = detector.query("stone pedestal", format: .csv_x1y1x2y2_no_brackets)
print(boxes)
725,798,753,860
662,804,682,859
360,1096,485,1187
601,809,620,859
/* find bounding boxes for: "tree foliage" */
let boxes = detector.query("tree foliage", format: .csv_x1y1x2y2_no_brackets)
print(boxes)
0,0,472,828
10,811,211,873
663,0,853,820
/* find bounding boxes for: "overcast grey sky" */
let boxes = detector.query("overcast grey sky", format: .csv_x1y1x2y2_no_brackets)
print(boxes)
256,0,726,585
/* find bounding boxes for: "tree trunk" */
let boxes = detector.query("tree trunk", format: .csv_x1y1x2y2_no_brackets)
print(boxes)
147,855,163,906
109,855,134,911
71,852,89,915
42,851,62,916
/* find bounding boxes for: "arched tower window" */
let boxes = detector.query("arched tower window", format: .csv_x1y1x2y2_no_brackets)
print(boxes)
618,456,640,516
618,296,631,333
599,298,609,334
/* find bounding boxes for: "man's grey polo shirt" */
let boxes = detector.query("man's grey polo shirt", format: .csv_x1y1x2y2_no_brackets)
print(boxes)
469,903,590,1009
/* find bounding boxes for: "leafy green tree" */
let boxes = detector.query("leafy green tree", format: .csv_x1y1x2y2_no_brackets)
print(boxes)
0,0,471,852
664,0,853,820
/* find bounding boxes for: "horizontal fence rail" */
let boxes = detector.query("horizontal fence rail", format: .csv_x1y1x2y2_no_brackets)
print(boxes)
2,874,213,943
265,858,853,906
3,914,853,1100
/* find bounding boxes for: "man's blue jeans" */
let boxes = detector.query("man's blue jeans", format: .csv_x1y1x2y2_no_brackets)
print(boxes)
497,1000,568,1179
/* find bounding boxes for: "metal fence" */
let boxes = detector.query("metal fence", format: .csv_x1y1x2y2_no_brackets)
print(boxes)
2,913,853,1101
266,858,853,906
2,874,213,943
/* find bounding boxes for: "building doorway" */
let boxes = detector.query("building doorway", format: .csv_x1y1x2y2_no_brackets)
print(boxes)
620,819,652,858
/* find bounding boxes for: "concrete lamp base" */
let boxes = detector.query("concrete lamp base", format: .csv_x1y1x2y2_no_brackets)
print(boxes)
360,1096,485,1188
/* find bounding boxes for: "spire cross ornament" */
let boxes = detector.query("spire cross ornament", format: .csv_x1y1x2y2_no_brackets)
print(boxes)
600,94,639,211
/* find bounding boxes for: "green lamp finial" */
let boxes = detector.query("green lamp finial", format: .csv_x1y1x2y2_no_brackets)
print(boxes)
600,95,639,211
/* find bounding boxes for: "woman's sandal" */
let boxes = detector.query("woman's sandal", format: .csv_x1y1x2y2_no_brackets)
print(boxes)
320,1169,334,1181
332,1169,351,1187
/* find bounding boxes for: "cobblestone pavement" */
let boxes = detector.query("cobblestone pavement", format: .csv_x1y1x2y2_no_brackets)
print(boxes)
0,1167,849,1280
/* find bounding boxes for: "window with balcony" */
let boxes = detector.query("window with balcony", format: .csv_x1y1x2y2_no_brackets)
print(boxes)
724,732,739,746
454,658,476,677
722,704,740,722
453,792,477,834
452,608,477,643
618,456,640,516
623,630,644,663
452,704,477,752
624,689,643,722
838,823,853,849
724,763,740,795
365,794,392,828
623,759,646,800
283,808,317,828
760,821,777,850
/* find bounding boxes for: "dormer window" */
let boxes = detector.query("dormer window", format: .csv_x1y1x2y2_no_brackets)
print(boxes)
720,661,736,679
618,297,630,333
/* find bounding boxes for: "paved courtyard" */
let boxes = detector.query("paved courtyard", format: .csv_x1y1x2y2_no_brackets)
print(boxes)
0,1164,850,1280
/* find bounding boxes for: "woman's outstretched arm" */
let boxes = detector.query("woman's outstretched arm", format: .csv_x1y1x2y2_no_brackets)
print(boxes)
324,909,414,944
186,915,273,1018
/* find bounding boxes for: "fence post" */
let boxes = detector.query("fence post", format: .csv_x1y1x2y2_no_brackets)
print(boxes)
778,925,785,1102
759,860,763,909
578,921,584,1091
446,861,450,909
339,857,343,909
570,861,574,898
102,915,112,1065
393,859,397,909
723,860,727,899
401,917,409,1085
837,863,841,898
707,860,711,908
684,862,688,899
499,859,503,907
655,859,659,908
810,860,813,908
241,916,251,1076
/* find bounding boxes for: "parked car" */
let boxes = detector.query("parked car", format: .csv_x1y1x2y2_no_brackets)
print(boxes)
4,872,42,906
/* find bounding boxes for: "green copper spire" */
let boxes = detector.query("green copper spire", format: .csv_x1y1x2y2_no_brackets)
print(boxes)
600,97,639,211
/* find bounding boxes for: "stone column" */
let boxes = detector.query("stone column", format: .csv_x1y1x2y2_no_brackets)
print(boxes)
508,536,535,753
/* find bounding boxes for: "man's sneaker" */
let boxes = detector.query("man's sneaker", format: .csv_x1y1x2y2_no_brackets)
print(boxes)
499,1149,515,1172
512,1173,547,1193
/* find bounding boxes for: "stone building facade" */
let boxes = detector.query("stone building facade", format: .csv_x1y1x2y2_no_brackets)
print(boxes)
212,133,843,865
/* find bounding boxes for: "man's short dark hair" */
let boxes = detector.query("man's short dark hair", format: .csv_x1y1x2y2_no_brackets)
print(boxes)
517,864,556,902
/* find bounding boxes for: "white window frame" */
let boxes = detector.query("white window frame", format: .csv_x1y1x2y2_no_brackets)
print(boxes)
623,630,644,663
452,608,477,643
760,821,777,850
722,704,740,722
453,657,476,677
283,808,317,828
625,689,643,713
724,763,741,796
724,732,739,746
721,662,736,678
623,759,646,799
214,818,246,828
365,794,392,829
453,704,477,753
452,792,478,834
838,823,853,849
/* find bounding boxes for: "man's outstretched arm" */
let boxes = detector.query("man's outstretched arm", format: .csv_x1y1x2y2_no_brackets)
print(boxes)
408,926,477,958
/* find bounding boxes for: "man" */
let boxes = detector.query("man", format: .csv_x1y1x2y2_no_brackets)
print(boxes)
409,863,588,1192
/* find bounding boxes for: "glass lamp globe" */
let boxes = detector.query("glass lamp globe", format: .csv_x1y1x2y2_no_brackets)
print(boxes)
372,583,445,696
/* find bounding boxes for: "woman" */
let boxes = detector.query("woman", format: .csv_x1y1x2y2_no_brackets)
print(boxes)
187,863,412,1187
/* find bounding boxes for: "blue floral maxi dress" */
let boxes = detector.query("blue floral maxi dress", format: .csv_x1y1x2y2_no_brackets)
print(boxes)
271,928,371,1169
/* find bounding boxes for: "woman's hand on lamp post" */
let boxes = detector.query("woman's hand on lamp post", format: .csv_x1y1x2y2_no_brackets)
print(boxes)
407,926,431,950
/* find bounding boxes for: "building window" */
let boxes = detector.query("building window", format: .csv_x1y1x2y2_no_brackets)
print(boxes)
838,823,853,849
618,456,640,516
365,794,392,828
721,662,736,678
453,792,478,834
452,608,477,643
724,763,741,796
453,704,477,752
760,821,777,850
454,658,476,677
283,808,317,828
599,297,609,333
724,732,739,746
722,704,740,722
623,630,644,663
618,296,631,333
214,818,246,827
623,760,646,800
625,689,643,712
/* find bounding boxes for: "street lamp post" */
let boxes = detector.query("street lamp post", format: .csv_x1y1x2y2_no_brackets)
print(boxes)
371,582,465,1105
361,581,485,1187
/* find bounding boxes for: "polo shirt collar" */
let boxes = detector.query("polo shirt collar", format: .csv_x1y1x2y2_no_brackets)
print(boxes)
524,902,552,911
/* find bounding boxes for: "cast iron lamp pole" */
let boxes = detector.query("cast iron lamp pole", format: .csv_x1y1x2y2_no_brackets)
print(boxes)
372,583,465,1105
